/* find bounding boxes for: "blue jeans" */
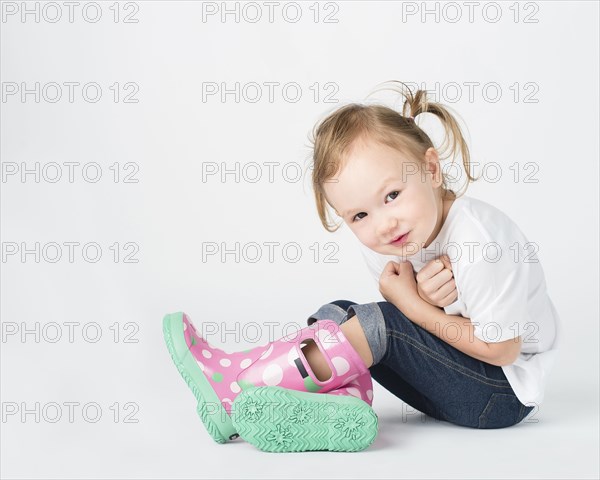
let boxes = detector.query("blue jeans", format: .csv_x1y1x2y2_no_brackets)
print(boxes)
307,300,535,429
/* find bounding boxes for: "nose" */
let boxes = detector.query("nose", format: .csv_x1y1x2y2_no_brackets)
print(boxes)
377,215,399,241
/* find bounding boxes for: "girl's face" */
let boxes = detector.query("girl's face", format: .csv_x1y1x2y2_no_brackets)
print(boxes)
324,137,444,257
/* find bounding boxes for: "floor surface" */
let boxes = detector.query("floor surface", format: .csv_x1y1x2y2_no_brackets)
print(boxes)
2,380,598,479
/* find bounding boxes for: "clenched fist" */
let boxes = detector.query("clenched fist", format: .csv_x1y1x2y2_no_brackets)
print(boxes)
415,255,458,308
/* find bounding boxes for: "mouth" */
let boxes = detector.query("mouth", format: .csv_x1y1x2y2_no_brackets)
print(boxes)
389,232,410,246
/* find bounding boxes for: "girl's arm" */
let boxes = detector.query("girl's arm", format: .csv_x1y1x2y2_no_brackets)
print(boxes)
397,295,522,367
379,260,524,367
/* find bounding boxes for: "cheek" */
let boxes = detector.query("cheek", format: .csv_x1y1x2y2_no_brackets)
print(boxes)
403,189,429,216
363,238,376,250
351,226,375,249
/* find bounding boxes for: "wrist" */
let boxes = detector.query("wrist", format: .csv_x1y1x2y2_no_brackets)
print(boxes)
417,289,438,309
393,292,427,319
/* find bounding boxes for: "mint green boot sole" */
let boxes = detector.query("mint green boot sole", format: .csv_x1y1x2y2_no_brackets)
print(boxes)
231,386,378,452
162,312,239,444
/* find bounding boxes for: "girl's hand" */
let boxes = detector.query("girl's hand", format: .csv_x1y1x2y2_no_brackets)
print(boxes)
379,260,422,313
415,255,458,308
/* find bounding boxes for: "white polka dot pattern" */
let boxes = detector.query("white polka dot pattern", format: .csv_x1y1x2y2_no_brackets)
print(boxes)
331,356,349,376
262,364,283,386
316,329,335,349
260,344,274,359
240,358,252,369
345,387,361,398
287,346,299,366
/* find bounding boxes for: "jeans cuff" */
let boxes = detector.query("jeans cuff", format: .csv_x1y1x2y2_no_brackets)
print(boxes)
307,303,350,326
346,302,387,365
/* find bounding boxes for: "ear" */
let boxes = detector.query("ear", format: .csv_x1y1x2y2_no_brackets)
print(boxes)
423,147,443,188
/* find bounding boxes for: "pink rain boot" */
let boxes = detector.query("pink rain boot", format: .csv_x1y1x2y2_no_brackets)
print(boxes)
231,385,378,453
163,311,267,443
327,370,374,406
162,311,372,444
230,371,378,452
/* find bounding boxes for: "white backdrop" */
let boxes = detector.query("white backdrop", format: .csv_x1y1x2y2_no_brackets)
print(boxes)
2,1,598,479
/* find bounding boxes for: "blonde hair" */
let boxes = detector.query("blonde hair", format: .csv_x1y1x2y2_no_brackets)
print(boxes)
307,80,477,233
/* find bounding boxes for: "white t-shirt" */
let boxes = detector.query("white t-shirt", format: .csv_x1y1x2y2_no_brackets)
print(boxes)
358,194,562,407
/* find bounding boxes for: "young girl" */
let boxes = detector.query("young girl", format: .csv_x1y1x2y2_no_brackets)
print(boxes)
163,81,561,453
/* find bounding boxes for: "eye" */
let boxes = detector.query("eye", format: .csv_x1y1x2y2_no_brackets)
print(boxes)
352,212,367,222
351,191,400,223
386,191,400,202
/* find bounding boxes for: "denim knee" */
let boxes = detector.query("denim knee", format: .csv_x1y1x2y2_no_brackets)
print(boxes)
376,300,407,321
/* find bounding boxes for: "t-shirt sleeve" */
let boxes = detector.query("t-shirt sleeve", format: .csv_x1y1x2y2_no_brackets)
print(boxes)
460,244,530,343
